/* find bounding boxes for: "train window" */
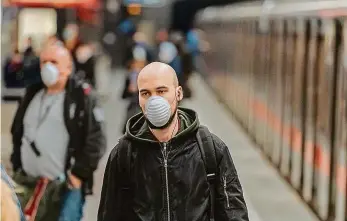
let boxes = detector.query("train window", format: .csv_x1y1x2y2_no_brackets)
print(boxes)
270,19,285,165
289,19,306,188
293,20,306,120
314,19,337,219
333,19,347,221
316,20,335,138
303,18,320,202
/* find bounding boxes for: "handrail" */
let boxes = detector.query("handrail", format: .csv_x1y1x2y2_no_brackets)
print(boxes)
197,0,347,21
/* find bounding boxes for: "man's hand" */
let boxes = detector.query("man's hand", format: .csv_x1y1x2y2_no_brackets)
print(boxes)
68,173,82,189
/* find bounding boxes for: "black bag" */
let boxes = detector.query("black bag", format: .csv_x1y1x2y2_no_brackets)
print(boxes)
118,125,217,220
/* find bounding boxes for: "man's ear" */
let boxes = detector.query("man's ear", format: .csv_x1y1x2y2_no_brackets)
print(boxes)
177,86,184,101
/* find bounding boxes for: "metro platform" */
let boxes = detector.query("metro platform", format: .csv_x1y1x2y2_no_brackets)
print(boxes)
1,68,319,221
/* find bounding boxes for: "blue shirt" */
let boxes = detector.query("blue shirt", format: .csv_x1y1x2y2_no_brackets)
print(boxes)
169,56,182,82
186,30,200,56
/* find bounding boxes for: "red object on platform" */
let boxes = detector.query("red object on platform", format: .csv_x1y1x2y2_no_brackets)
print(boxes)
8,0,98,9
8,0,99,24
24,178,49,221
77,0,100,24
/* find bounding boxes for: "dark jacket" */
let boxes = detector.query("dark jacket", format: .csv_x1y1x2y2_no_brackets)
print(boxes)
3,57,25,88
98,108,249,221
71,43,96,87
10,75,106,194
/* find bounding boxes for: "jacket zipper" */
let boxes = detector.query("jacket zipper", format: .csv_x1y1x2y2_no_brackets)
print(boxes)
161,142,171,221
223,176,230,208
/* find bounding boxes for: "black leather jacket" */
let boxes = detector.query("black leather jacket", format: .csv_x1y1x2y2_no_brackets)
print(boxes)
98,108,249,221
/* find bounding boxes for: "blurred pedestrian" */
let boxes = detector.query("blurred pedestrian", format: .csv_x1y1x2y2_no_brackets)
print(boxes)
10,41,106,221
3,48,24,89
158,40,182,81
124,31,154,70
23,36,35,57
22,36,41,87
121,60,145,134
155,29,169,46
177,33,194,99
122,31,153,99
74,43,96,87
63,24,96,87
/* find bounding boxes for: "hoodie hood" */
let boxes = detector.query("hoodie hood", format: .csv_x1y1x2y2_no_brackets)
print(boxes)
125,107,200,144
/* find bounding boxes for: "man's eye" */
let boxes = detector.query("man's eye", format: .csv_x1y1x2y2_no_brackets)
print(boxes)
142,92,149,96
158,90,165,94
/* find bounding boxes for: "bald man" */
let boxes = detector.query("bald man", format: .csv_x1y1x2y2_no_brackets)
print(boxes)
98,62,249,221
11,42,106,221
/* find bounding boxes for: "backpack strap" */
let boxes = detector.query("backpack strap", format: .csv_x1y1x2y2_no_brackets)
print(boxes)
63,81,86,173
196,126,217,221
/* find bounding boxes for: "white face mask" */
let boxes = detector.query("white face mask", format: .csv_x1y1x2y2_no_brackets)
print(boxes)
41,63,59,87
144,95,178,129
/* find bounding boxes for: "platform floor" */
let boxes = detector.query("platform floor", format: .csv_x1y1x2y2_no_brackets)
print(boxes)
1,68,319,221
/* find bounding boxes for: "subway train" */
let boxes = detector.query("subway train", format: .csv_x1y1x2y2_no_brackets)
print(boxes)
196,3,347,221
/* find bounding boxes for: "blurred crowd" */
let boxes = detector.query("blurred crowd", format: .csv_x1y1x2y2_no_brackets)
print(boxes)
1,21,211,221
3,23,97,97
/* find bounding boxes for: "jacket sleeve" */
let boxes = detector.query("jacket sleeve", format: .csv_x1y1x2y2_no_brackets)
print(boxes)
212,134,249,221
98,146,121,221
71,90,107,180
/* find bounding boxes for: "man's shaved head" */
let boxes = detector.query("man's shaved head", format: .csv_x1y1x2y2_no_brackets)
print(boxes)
137,62,183,121
137,62,179,88
40,42,72,68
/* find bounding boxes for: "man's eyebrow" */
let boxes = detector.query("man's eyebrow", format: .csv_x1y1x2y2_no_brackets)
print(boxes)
156,86,168,90
41,59,57,63
139,89,149,93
